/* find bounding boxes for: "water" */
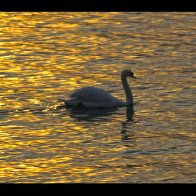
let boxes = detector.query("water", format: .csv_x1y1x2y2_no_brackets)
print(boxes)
0,12,195,183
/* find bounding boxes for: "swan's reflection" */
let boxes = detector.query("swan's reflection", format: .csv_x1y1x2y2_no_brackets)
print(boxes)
56,105,118,122
121,106,135,147
57,105,135,147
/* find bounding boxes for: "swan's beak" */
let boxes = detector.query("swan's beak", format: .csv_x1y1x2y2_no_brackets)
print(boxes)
132,75,137,79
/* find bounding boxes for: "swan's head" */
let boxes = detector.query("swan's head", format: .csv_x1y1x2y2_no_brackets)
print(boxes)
121,70,136,79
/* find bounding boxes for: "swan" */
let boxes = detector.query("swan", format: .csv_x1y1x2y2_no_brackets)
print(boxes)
58,70,136,108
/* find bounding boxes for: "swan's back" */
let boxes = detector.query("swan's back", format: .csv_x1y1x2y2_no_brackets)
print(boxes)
71,86,115,103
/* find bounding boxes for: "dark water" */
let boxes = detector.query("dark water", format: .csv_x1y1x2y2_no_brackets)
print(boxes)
0,12,195,183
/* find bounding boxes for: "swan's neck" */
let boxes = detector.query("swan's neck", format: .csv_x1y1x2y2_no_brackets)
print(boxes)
121,75,133,105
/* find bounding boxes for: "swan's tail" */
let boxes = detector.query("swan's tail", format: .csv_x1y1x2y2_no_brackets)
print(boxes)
57,98,66,102
57,98,81,107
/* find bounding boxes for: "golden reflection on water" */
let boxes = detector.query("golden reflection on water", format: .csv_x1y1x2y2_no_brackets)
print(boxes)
0,12,195,183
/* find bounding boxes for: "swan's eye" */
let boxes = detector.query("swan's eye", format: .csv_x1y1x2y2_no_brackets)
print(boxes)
129,72,133,76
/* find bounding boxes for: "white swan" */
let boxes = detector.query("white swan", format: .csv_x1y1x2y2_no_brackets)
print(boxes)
58,70,136,108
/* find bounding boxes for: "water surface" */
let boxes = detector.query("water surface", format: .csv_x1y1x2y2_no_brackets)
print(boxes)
0,12,195,183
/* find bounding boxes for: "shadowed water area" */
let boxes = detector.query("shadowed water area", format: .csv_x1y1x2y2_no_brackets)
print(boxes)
0,12,195,183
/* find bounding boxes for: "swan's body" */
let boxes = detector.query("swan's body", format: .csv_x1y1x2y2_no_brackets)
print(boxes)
58,70,136,108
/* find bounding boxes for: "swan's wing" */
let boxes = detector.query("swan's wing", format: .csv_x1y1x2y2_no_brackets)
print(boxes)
70,86,115,103
71,86,111,97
